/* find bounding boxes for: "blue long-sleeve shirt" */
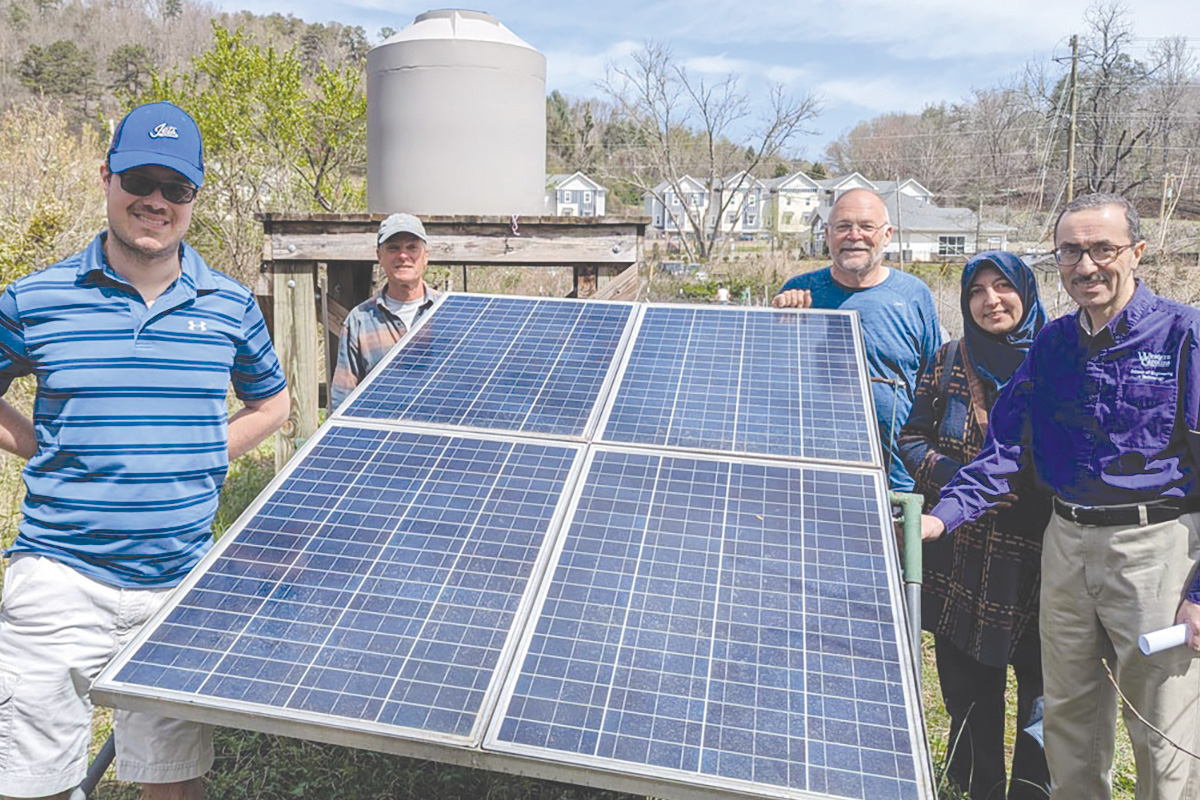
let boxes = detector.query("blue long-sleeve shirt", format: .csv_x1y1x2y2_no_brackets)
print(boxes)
931,281,1200,600
779,267,942,491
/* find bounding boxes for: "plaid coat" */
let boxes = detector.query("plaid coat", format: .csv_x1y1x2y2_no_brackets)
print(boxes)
897,339,1051,669
330,284,440,411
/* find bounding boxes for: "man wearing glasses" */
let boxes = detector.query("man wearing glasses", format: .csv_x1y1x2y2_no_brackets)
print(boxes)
922,193,1200,799
0,101,289,799
772,188,942,491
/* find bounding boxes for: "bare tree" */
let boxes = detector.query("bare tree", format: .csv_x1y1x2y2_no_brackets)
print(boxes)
965,83,1041,197
1075,1,1150,194
823,106,964,196
1144,36,1195,179
600,42,820,261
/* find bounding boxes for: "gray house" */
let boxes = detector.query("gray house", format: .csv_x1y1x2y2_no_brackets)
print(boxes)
545,172,607,217
645,176,709,234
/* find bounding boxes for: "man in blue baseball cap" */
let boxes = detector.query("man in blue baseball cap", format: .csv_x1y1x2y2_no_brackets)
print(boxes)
0,101,290,799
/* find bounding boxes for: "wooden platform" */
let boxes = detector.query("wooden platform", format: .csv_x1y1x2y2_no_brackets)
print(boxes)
260,213,648,468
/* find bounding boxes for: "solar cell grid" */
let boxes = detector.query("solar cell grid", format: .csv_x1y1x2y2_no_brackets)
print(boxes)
490,448,925,800
599,307,879,464
95,297,932,800
342,295,632,437
112,425,582,742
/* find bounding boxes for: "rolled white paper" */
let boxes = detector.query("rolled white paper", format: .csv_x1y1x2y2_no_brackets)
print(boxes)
1139,624,1188,656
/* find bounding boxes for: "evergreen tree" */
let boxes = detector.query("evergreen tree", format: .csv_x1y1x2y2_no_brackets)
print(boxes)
108,44,154,98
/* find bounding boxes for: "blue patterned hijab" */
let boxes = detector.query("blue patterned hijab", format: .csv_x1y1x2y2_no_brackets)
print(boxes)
960,250,1046,393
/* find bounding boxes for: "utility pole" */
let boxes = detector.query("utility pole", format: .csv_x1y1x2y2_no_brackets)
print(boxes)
1066,34,1080,203
976,190,983,255
1159,172,1170,251
1156,172,1176,253
894,179,904,271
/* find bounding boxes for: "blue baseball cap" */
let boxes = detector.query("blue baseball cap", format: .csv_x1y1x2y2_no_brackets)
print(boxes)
107,101,204,188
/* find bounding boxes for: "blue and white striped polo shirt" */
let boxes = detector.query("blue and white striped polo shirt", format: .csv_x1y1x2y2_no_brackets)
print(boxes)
0,233,287,587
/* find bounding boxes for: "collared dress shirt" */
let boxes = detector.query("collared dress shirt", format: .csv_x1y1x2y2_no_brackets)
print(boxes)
931,280,1200,601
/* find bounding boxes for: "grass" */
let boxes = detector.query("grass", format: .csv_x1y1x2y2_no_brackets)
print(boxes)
3,252,1166,797
919,630,1139,799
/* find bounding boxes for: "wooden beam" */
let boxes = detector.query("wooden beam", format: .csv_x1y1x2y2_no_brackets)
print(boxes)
593,263,641,302
268,230,640,266
261,214,648,268
325,295,350,335
273,261,319,472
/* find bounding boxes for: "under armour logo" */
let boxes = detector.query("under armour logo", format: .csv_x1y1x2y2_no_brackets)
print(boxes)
188,320,207,331
149,123,179,139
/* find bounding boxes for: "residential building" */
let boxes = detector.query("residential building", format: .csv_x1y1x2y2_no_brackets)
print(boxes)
713,171,764,236
645,176,709,235
545,172,607,217
762,172,822,236
644,173,765,237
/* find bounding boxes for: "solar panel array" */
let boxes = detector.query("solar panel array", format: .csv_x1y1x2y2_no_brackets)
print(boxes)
95,295,932,800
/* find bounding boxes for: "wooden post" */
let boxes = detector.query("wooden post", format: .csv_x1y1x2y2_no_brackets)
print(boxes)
273,260,319,471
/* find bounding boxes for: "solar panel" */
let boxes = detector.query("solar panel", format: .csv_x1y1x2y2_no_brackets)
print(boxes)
488,448,930,800
95,297,932,800
340,295,634,438
598,306,879,465
102,423,583,744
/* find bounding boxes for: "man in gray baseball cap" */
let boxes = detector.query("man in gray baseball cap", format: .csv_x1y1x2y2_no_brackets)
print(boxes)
330,213,441,410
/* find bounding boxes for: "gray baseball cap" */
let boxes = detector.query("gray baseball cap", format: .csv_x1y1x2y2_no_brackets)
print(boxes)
377,213,427,245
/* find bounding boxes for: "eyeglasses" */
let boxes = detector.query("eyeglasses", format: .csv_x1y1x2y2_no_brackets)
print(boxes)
830,221,886,236
1054,242,1135,267
115,171,198,204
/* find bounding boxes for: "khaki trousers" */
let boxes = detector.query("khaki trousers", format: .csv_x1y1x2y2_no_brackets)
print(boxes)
1041,512,1200,800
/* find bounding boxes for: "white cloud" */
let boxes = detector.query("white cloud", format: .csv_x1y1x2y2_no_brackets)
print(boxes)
644,0,1200,61
817,75,955,116
542,40,640,96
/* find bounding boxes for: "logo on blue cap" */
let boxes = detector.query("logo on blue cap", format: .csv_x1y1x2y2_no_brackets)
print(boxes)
108,101,204,188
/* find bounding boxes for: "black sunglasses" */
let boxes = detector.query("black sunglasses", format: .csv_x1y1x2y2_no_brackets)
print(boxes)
115,171,199,204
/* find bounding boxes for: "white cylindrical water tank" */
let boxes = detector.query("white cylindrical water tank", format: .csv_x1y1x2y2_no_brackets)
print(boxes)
367,9,547,216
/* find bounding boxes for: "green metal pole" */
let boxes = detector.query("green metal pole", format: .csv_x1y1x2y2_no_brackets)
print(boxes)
891,491,924,686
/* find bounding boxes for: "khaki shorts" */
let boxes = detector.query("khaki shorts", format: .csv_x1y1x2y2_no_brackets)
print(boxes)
0,554,213,798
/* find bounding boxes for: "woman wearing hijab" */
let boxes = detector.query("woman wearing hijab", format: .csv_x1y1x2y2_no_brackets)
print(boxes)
898,251,1051,800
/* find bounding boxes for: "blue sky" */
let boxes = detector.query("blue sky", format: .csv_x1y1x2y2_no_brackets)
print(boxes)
212,0,1200,160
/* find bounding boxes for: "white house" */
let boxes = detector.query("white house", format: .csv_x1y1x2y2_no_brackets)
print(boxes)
813,174,936,206
545,172,607,217
872,178,936,205
644,173,767,237
711,172,765,236
761,172,822,235
815,172,877,203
